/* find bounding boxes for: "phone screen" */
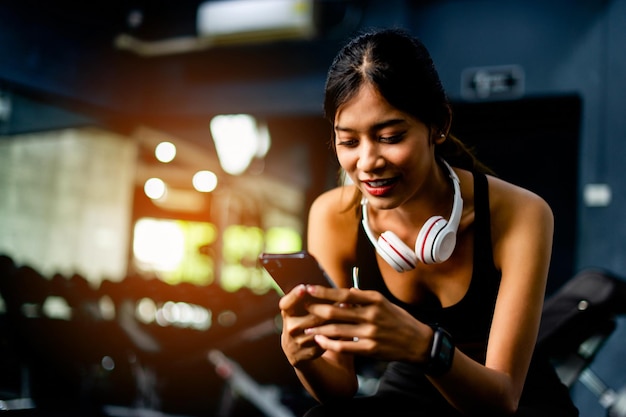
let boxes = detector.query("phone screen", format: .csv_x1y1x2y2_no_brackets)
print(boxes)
259,251,334,295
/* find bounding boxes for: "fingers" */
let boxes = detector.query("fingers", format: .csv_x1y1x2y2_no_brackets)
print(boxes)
280,297,330,365
303,286,378,324
305,323,359,340
281,325,326,366
280,284,323,316
281,285,373,319
305,301,365,326
305,285,377,305
312,334,365,354
279,285,376,360
278,284,308,311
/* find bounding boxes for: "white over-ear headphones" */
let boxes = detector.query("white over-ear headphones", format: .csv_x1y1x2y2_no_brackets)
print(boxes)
361,160,463,271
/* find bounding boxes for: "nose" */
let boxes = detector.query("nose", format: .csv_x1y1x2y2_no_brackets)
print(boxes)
356,140,384,172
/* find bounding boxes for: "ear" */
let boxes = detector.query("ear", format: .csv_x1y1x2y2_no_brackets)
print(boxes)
434,131,447,145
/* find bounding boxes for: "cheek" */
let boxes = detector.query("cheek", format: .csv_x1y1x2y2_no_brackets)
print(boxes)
336,149,356,171
386,146,418,169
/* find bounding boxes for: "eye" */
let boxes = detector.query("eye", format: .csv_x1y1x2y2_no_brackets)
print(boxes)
379,133,404,144
336,137,358,147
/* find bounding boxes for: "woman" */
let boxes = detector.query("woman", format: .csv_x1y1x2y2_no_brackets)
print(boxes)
278,28,578,416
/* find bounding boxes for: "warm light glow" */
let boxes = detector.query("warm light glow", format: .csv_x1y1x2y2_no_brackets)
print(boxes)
193,170,218,192
132,218,217,286
155,141,176,163
144,178,167,199
265,227,302,253
210,114,271,175
218,224,301,293
133,218,185,271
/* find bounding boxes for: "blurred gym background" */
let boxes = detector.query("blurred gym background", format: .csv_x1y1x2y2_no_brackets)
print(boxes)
0,1,625,416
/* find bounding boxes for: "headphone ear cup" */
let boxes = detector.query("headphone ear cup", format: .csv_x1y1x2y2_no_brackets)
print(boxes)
431,226,457,264
377,231,417,272
415,216,447,264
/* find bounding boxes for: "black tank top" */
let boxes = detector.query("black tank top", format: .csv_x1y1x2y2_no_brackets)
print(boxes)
353,171,578,416
356,171,499,362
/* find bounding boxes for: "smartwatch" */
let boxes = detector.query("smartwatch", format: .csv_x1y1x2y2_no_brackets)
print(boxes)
423,325,455,376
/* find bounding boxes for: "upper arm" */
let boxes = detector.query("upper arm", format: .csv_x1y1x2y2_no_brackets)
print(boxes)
484,177,554,396
307,187,358,289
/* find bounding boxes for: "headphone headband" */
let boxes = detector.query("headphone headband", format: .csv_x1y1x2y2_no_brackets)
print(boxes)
443,160,462,234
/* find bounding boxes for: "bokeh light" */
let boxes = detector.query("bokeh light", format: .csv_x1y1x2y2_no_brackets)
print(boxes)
144,178,167,199
155,141,176,163
192,170,218,192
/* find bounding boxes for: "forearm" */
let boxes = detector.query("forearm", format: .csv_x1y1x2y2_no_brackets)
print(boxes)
294,352,358,403
430,349,521,415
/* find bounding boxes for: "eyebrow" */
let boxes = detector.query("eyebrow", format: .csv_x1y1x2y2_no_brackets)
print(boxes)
335,118,407,134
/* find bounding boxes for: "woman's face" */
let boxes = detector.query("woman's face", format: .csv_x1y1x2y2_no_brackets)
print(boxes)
334,84,436,209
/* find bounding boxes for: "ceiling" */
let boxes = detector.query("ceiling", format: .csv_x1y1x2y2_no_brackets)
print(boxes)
0,0,378,127
0,0,405,197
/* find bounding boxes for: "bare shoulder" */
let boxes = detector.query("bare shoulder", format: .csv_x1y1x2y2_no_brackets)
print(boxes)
487,174,552,211
485,174,554,236
309,185,359,228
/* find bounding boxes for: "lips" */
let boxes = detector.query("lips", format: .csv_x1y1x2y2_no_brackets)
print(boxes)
362,177,398,196
365,178,394,187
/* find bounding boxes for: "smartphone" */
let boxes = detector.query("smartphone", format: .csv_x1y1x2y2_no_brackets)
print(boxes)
259,251,335,295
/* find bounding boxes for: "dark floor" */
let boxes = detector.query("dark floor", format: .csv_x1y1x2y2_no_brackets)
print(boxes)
0,353,316,417
0,391,315,417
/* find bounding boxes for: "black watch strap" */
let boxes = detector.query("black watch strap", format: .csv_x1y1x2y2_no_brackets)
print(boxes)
424,325,455,376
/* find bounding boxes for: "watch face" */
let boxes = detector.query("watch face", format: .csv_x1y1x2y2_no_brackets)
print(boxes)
427,326,454,376
438,334,454,363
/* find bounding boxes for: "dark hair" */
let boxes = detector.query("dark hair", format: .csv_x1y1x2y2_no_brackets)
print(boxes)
324,28,489,181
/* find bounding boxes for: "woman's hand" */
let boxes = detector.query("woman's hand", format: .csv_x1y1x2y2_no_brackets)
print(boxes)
279,284,331,367
300,285,434,364
279,284,362,401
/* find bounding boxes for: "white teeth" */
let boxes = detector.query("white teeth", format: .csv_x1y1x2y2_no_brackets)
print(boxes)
367,179,391,187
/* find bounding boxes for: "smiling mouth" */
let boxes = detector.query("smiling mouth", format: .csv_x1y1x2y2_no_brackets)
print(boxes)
362,177,399,196
364,178,397,187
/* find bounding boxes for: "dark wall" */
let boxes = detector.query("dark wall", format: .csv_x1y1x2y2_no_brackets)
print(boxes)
451,96,581,295
408,0,626,276
405,2,626,415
